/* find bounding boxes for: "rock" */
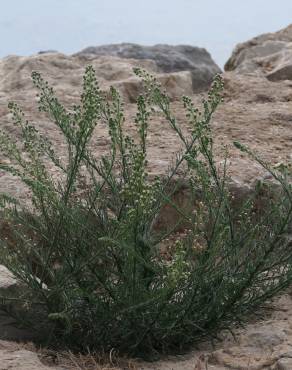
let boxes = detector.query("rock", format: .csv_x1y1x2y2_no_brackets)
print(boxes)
0,348,55,370
138,354,225,370
241,325,286,349
0,53,156,96
277,358,292,370
222,71,292,102
0,53,193,104
112,70,193,103
209,346,276,369
0,266,36,341
0,340,64,369
266,48,292,81
0,265,19,296
225,24,292,81
74,43,221,91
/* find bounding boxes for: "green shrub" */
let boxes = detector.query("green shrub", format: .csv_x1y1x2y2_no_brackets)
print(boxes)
0,66,292,357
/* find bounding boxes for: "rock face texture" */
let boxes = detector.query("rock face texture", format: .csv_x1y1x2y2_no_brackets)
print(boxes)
0,341,60,370
75,43,221,91
225,24,292,81
0,53,194,104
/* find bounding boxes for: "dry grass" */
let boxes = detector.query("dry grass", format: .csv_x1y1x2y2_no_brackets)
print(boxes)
38,347,139,370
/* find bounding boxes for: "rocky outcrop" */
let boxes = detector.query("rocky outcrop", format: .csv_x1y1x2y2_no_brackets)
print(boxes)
74,43,221,91
225,24,292,81
0,53,193,104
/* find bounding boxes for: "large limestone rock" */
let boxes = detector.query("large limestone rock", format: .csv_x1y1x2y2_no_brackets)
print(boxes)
0,53,193,104
74,43,221,91
225,24,292,81
0,42,219,107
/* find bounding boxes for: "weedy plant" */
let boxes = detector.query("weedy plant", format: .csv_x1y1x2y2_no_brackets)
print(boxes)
0,66,291,358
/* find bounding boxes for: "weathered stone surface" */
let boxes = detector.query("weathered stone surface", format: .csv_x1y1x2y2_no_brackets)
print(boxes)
277,357,292,370
0,349,54,370
0,341,64,370
267,48,292,81
225,24,292,81
0,266,36,342
112,70,193,103
0,53,158,102
209,347,276,369
0,265,18,295
0,53,194,104
139,354,225,370
241,325,286,349
74,43,221,91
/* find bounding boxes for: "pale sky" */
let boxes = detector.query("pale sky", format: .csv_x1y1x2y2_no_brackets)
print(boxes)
1,0,292,67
